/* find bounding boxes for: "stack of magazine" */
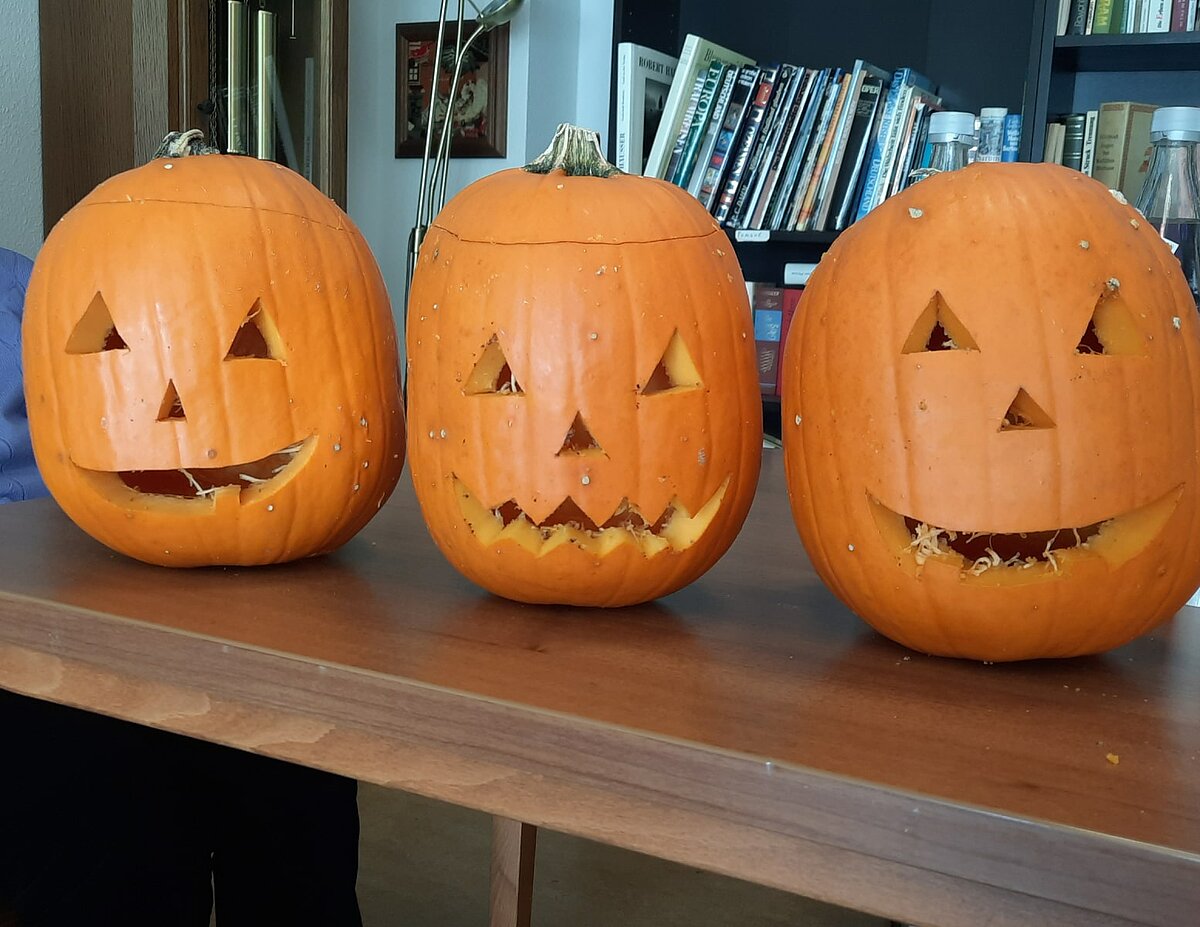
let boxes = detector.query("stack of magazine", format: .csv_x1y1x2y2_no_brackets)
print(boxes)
616,35,943,232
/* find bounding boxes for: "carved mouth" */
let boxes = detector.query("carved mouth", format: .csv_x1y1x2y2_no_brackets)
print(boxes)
455,476,729,557
871,487,1182,582
75,436,318,507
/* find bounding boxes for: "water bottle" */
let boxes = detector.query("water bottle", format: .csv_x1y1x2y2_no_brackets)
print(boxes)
1135,106,1200,305
910,112,977,184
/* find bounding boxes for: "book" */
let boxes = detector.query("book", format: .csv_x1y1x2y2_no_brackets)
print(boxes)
750,284,785,394
1092,101,1157,201
1080,110,1099,174
1111,0,1128,30
1043,122,1065,164
615,44,677,175
854,68,938,222
683,63,739,193
1057,0,1074,33
1086,0,1098,31
1146,0,1171,29
696,66,761,210
776,287,804,394
792,71,855,230
783,262,819,285
672,60,730,187
1002,113,1022,162
729,64,800,227
1093,0,1116,31
1062,113,1087,170
829,68,888,230
802,60,877,230
713,67,779,225
1172,0,1190,28
644,34,756,179
663,70,707,183
744,67,814,229
767,68,835,230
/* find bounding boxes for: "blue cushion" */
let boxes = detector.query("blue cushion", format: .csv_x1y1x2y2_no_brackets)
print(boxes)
0,248,48,503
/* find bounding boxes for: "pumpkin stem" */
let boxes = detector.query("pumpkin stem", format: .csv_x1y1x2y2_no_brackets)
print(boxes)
523,123,621,178
153,129,219,159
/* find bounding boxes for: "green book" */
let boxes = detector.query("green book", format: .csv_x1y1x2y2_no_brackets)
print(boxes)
1092,0,1115,32
1109,0,1127,32
671,61,728,187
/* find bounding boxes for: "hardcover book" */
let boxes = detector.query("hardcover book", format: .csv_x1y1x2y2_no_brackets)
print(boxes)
644,34,755,179
671,60,731,187
713,66,779,225
830,68,888,230
687,65,740,196
615,43,678,175
1092,101,1157,202
729,64,799,227
697,66,761,210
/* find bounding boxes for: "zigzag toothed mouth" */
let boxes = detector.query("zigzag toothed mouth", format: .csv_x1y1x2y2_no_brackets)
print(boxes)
870,487,1183,580
74,436,318,505
455,476,730,557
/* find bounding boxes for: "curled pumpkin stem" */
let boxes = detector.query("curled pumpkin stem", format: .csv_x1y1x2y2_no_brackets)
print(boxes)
154,129,218,159
524,123,621,178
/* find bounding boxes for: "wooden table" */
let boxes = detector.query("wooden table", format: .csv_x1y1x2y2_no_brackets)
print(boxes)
0,452,1197,927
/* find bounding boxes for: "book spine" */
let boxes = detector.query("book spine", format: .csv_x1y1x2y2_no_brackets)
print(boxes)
730,65,797,227
645,35,699,178
855,69,910,222
1148,0,1170,29
714,67,778,225
767,69,830,229
1070,0,1090,31
1091,103,1126,188
1094,0,1115,31
1189,0,1197,30
748,69,811,229
663,71,707,183
1062,113,1087,171
672,61,726,186
698,67,759,210
688,66,739,196
1085,0,1098,32
796,74,853,230
1110,0,1128,30
810,67,864,230
1172,0,1189,28
1001,114,1022,162
1080,110,1099,174
751,287,785,394
615,45,633,172
828,72,884,230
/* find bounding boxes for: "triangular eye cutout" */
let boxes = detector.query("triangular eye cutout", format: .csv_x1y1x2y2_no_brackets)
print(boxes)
156,380,187,422
464,335,523,395
1075,291,1145,355
225,299,284,361
66,292,128,354
556,412,605,457
640,330,703,394
902,292,980,353
1000,387,1055,432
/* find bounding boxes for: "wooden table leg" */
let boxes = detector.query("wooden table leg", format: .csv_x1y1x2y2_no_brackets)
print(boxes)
490,816,537,927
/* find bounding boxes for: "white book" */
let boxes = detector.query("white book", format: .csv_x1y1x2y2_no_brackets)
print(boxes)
1085,0,1097,33
1081,110,1099,176
1057,0,1073,34
643,34,755,179
1188,0,1197,30
615,43,678,175
1146,0,1170,30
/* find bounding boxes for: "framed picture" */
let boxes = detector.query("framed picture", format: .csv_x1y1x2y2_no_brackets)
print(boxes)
395,21,509,158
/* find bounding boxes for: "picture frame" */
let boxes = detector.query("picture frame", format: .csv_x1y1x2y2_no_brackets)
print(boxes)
394,20,509,159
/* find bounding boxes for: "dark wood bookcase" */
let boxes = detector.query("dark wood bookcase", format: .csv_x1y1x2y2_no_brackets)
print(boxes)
1022,0,1200,162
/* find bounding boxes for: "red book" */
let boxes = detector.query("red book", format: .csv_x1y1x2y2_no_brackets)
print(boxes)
1173,0,1189,30
748,283,784,394
776,286,804,394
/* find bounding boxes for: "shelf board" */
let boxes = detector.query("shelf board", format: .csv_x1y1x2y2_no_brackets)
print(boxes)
1053,32,1200,71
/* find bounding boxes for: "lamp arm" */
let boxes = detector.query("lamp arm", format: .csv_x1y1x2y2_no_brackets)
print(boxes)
413,0,453,249
429,21,487,223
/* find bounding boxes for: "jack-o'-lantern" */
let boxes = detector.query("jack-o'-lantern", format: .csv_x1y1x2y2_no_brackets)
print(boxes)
784,163,1200,660
23,131,405,567
407,124,761,606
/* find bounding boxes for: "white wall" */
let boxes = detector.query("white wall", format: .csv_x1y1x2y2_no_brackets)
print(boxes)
0,0,43,258
346,0,613,350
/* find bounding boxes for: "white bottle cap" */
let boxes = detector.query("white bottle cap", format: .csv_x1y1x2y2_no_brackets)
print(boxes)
1150,106,1200,141
928,111,978,142
980,107,1008,119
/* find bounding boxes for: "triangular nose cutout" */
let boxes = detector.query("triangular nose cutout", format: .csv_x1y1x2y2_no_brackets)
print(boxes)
157,380,187,422
1000,388,1054,431
641,330,703,394
557,413,604,456
66,292,128,354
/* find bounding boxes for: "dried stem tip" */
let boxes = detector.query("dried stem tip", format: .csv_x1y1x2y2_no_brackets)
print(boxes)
524,123,621,178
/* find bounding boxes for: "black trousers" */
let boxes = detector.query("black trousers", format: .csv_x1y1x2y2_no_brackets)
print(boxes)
0,690,362,927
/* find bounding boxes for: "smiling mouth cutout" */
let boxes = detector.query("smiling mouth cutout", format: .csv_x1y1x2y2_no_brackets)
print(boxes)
455,476,729,557
870,488,1182,583
76,436,318,508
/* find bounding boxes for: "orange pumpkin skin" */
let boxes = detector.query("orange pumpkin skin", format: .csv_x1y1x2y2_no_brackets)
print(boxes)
23,155,405,566
407,131,761,606
784,163,1200,660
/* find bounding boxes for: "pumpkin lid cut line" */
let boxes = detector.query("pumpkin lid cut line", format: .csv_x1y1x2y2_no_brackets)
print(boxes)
79,199,348,235
427,223,726,248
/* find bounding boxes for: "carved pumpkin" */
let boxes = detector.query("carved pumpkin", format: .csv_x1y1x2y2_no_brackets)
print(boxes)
407,125,761,606
22,132,405,567
784,163,1200,660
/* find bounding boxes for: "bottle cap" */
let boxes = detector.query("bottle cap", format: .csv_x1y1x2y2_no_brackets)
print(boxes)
980,107,1008,119
928,111,978,142
1150,107,1200,141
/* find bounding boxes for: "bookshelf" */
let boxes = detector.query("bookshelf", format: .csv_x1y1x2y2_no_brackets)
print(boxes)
1022,1,1200,161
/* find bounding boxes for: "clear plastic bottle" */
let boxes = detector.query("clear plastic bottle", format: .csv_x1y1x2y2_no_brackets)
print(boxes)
1135,106,1200,305
909,112,977,184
